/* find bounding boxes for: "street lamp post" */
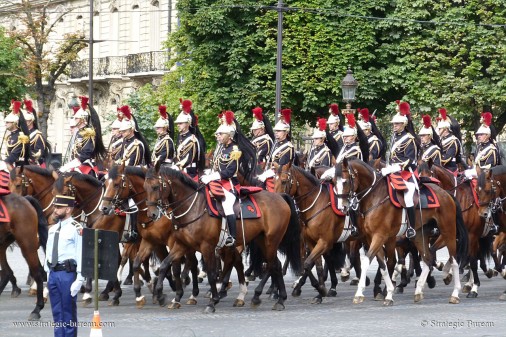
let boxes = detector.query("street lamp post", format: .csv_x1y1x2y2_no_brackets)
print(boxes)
341,66,359,115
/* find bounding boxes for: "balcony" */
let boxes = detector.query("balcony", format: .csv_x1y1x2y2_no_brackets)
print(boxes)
69,51,169,79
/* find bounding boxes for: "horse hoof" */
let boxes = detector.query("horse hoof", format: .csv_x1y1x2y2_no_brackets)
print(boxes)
394,287,404,294
292,288,301,297
82,298,92,307
198,277,204,283
414,293,424,303
11,288,21,298
158,294,167,307
311,296,322,304
383,299,394,306
427,276,436,289
353,296,365,304
485,269,495,279
466,291,478,298
269,292,279,300
168,302,181,309
272,302,285,311
443,274,452,285
462,284,472,294
204,305,215,314
327,289,337,297
27,312,41,321
186,298,198,305
226,281,233,290
233,299,245,307
461,273,470,283
436,261,444,271
374,293,384,301
350,277,359,286
43,296,48,303
28,288,37,296
136,296,146,309
341,274,350,283
98,293,109,301
251,297,262,307
246,275,256,282
204,291,212,298
108,299,120,306
123,278,133,286
449,296,460,304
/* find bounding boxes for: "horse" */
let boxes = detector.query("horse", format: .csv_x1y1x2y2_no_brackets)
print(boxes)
273,162,358,303
475,165,506,300
99,164,197,309
418,161,495,297
336,158,468,305
0,193,48,320
144,166,301,313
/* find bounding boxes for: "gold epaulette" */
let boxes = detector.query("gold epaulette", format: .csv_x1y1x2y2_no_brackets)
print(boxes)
80,128,96,139
230,145,242,160
19,133,30,144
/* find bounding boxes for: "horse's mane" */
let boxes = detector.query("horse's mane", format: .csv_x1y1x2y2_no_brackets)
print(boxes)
10,165,52,180
159,166,199,190
478,165,506,188
55,172,102,191
290,165,321,186
109,165,146,180
349,159,375,176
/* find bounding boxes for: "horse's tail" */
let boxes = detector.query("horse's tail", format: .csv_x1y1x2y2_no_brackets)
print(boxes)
246,238,264,277
478,235,493,262
278,193,302,275
453,196,468,263
327,242,347,271
25,196,49,254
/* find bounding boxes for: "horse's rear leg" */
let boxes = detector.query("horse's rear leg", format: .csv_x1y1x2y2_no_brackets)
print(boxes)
0,245,12,295
17,241,45,321
465,257,480,298
167,261,184,309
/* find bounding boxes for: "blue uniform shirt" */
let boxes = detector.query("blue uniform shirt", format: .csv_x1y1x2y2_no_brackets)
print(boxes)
45,217,83,278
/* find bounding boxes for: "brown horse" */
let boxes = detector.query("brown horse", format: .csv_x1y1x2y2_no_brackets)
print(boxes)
337,158,468,305
419,161,495,297
475,165,506,300
273,162,355,303
144,166,301,312
99,164,198,309
0,193,48,320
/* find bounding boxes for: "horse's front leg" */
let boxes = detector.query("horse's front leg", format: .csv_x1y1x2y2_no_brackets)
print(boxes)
203,247,220,313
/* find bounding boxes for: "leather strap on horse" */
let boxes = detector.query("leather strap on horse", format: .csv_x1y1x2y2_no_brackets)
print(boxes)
300,202,331,226
169,208,207,230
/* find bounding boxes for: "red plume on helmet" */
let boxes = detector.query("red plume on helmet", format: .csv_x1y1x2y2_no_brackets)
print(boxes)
252,107,263,121
116,107,124,121
12,101,21,114
280,108,292,124
422,115,432,128
317,117,327,131
224,110,235,125
158,105,167,119
181,99,192,113
329,103,339,116
438,108,447,121
79,96,89,110
346,113,356,128
399,102,410,116
72,106,80,115
359,108,370,123
481,112,492,127
120,105,132,120
24,99,34,113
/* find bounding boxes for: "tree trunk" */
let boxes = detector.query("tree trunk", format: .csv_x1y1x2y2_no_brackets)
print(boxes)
35,85,56,140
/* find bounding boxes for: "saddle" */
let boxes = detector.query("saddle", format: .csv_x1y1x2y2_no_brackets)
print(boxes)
205,185,262,219
387,174,440,209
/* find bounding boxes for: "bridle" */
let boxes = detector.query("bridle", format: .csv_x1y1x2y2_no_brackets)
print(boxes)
16,171,55,212
60,173,105,217
343,163,384,216
102,173,146,213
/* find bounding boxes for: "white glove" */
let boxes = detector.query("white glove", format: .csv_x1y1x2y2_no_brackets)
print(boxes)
70,276,84,297
320,168,335,181
258,169,275,182
381,164,401,176
464,168,477,179
171,164,180,171
60,158,81,172
201,171,221,184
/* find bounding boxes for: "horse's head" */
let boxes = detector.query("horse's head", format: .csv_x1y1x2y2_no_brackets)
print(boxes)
417,159,433,178
9,166,32,195
52,171,76,198
476,167,499,219
100,163,130,215
144,169,168,221
273,162,297,195
336,158,378,205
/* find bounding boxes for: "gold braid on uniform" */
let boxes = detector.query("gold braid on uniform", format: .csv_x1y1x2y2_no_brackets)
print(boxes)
18,133,30,144
80,127,96,139
230,145,242,161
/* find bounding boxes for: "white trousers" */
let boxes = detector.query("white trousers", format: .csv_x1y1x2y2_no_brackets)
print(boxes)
221,188,236,216
404,180,416,207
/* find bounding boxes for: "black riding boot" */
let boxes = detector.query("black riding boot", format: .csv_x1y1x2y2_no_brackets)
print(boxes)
406,206,416,239
225,215,237,247
124,212,139,242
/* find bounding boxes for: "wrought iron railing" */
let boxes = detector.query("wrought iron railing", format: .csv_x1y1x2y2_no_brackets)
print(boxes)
69,51,169,79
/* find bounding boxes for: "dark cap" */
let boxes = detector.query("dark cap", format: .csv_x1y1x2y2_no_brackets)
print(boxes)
53,195,75,207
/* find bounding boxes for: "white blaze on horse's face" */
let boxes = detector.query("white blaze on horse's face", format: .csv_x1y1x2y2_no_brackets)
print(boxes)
335,177,349,210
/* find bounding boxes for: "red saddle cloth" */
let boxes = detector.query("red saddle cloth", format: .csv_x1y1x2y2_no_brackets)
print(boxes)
469,178,480,207
387,176,440,209
205,185,262,219
265,177,275,192
326,183,345,216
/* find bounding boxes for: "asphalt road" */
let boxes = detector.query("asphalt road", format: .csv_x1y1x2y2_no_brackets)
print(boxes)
0,246,505,337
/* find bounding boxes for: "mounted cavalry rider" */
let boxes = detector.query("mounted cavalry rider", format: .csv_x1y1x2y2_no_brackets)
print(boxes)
174,99,201,180
380,101,417,239
4,100,30,170
306,117,331,171
328,103,344,148
23,99,50,167
258,109,294,190
335,113,362,164
59,96,106,176
358,108,382,161
152,105,175,168
437,108,463,174
201,111,242,247
107,108,124,163
419,115,442,165
250,107,274,172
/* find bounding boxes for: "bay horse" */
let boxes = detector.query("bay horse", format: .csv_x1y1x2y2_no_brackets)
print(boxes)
99,164,197,309
0,193,48,320
144,166,301,313
337,158,468,305
475,165,506,300
273,162,352,303
419,161,495,297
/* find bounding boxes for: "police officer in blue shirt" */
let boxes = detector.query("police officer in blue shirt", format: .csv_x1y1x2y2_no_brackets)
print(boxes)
45,195,83,337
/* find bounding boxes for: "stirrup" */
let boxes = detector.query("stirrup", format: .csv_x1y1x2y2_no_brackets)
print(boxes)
225,236,236,247
406,227,416,239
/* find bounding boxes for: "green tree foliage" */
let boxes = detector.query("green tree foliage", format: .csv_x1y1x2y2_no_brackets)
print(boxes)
125,85,159,146
0,28,26,112
158,0,506,150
